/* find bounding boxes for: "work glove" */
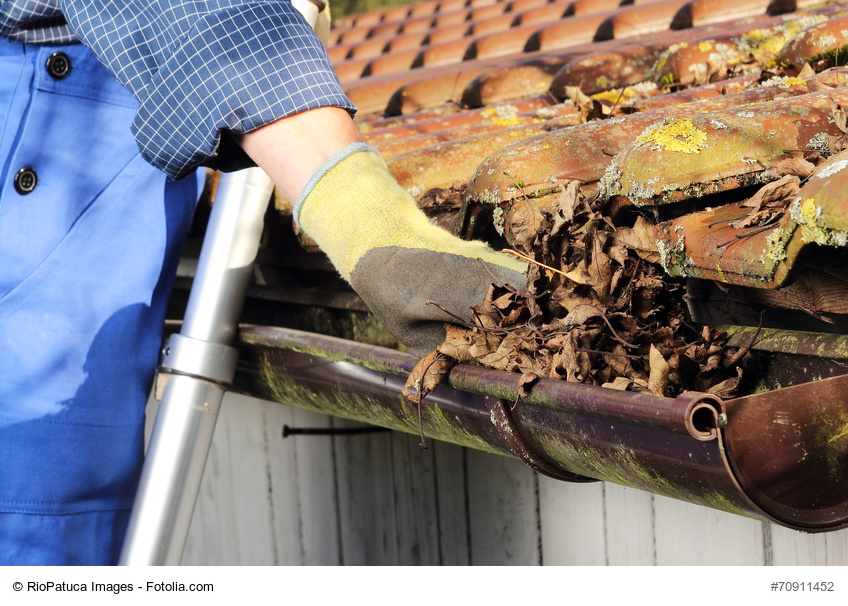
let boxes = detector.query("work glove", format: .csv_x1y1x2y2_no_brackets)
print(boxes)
294,143,528,355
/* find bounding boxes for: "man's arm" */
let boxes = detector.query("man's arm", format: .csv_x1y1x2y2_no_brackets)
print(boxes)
62,0,353,179
237,107,362,203
65,0,526,354
239,110,527,355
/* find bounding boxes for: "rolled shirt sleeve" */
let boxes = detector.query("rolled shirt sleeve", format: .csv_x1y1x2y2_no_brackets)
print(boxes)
61,0,356,179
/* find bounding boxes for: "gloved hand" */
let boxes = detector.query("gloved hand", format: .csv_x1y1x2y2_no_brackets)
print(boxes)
294,143,527,355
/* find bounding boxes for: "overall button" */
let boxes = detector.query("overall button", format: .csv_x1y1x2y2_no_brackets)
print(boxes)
14,168,38,195
46,52,71,79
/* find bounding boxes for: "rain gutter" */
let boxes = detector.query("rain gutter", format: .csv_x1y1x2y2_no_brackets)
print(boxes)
235,324,848,533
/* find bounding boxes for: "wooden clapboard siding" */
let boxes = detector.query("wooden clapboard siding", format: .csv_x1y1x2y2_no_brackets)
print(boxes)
604,483,656,565
538,479,606,565
175,394,848,566
465,450,540,565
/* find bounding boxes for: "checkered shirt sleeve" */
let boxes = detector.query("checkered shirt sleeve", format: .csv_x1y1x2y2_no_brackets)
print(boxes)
60,0,355,179
1,0,77,42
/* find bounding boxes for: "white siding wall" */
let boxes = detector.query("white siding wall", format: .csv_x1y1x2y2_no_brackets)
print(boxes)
170,394,848,566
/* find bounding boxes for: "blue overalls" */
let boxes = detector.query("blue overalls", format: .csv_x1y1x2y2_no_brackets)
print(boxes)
0,39,201,565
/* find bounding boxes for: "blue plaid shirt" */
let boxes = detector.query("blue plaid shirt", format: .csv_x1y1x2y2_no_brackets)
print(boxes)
1,0,354,178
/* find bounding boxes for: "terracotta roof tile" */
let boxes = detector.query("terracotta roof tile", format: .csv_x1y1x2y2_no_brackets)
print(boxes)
594,0,692,40
432,8,473,26
466,12,517,34
422,21,470,43
326,0,848,304
523,11,616,50
512,1,573,26
508,0,557,13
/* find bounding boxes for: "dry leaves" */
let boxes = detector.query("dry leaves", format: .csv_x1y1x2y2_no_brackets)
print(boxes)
403,350,456,448
563,86,615,123
729,174,801,228
414,183,751,403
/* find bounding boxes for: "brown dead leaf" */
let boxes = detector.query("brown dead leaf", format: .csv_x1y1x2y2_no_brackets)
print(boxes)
587,233,614,302
647,344,670,397
518,372,538,397
829,98,848,153
773,157,815,179
609,216,661,263
563,304,605,327
603,376,650,392
798,63,816,79
507,198,545,250
563,86,612,122
439,324,482,364
403,350,457,448
551,179,582,237
706,367,743,398
603,376,637,390
403,350,456,404
730,175,800,228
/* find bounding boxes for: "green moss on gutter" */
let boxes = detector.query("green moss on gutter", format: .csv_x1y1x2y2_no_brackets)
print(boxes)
532,430,753,517
259,355,408,428
812,406,848,483
257,352,503,455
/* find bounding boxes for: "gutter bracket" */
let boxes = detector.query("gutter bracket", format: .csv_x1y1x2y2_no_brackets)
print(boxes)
485,397,597,483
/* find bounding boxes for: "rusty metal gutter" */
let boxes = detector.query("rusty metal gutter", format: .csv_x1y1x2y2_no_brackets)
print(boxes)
234,324,848,533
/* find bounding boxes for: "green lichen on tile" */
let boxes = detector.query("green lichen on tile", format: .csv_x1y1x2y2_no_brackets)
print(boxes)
657,233,691,277
762,227,791,263
598,156,624,200
492,205,505,236
595,74,613,90
630,80,658,94
808,44,848,66
807,131,831,151
738,15,828,68
789,197,848,247
636,118,708,154
534,106,558,119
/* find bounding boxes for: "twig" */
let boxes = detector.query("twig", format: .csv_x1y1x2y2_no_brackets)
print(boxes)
716,224,774,248
608,88,627,115
503,249,569,277
707,216,746,228
576,347,642,360
596,312,640,350
724,314,762,367
426,300,472,326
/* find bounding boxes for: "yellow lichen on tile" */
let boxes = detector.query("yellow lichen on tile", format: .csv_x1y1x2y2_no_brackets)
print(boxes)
637,118,708,154
591,88,636,103
698,40,714,52
800,197,820,223
764,228,789,263
492,117,520,126
760,75,806,88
